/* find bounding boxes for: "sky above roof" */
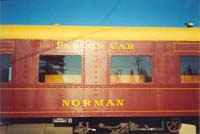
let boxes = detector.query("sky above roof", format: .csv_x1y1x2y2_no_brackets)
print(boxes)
0,0,199,27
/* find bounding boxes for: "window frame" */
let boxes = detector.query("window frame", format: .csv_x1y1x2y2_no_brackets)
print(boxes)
0,53,13,83
179,55,200,84
109,54,153,85
37,54,83,85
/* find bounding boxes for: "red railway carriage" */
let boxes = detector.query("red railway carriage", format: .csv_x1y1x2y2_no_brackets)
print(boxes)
0,25,199,134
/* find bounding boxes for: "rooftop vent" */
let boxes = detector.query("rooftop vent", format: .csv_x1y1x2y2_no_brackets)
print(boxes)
185,22,194,28
52,24,61,26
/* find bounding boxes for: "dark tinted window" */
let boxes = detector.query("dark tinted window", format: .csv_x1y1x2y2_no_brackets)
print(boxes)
180,56,200,83
0,54,12,82
111,56,152,83
39,55,81,83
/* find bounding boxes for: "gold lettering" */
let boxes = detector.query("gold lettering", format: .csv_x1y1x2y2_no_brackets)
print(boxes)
97,44,104,49
62,99,124,107
94,100,104,106
127,44,135,50
116,99,124,106
119,44,126,49
56,41,64,48
72,100,81,106
55,41,80,49
64,43,71,49
110,43,135,50
56,41,134,50
105,99,115,106
73,44,80,49
62,100,70,107
85,44,104,49
85,44,93,49
110,43,117,50
83,100,91,107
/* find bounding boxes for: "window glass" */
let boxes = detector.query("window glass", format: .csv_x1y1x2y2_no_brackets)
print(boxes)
111,56,152,83
0,54,12,82
39,55,81,83
180,56,200,83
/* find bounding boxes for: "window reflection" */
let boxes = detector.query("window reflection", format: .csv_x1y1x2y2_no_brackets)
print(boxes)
180,56,200,83
111,56,152,83
0,54,12,82
39,55,81,83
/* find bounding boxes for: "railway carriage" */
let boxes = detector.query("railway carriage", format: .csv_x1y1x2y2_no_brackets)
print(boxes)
0,25,199,134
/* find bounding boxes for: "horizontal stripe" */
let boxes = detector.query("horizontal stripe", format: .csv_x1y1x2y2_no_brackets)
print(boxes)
0,110,199,114
0,87,199,90
0,25,200,41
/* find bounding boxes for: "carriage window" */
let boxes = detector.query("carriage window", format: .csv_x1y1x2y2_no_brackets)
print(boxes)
111,56,152,83
39,55,81,83
0,54,12,82
180,56,200,83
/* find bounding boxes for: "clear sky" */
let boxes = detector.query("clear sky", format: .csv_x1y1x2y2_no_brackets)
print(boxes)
0,0,199,27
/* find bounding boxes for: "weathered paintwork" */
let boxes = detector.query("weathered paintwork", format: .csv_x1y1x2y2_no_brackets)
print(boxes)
0,39,199,118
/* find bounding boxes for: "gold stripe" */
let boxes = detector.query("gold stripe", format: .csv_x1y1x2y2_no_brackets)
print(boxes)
0,25,200,41
174,50,200,52
0,87,199,90
0,110,199,114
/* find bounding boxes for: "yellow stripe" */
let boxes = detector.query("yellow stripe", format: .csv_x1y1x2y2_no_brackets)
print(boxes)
0,87,199,90
0,110,199,114
0,25,200,41
174,50,200,52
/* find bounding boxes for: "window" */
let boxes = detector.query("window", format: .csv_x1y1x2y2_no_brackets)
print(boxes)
111,56,152,83
180,56,200,83
39,55,81,83
0,54,12,82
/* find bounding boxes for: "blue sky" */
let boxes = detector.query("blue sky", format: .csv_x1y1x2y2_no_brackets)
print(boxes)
0,0,199,27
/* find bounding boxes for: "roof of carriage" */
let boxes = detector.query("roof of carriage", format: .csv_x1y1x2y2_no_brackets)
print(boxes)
0,25,199,41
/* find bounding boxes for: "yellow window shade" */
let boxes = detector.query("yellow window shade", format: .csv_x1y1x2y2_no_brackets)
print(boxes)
111,75,145,83
180,75,200,83
45,75,81,83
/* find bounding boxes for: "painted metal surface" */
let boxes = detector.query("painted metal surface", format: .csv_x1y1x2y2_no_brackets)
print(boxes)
0,38,199,118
